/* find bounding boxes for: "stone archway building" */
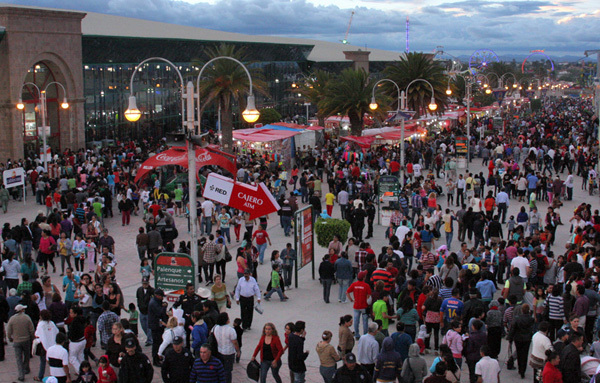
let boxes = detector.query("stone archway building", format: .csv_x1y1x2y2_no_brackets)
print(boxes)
0,7,86,162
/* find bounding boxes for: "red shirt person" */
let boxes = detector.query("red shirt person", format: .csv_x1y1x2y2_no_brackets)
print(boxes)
346,271,372,336
252,228,271,264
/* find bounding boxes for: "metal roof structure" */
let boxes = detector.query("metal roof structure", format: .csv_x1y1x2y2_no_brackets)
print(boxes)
0,3,403,63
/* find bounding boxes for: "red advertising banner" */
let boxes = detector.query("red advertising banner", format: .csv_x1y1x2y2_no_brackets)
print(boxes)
134,146,237,183
301,208,313,268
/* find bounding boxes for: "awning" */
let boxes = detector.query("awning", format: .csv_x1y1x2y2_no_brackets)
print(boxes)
340,136,375,148
271,122,306,130
233,127,301,142
306,125,326,131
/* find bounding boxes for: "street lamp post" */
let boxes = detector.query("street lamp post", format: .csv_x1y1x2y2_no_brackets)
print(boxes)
125,57,258,274
370,78,437,185
17,82,69,173
448,72,476,161
370,79,402,181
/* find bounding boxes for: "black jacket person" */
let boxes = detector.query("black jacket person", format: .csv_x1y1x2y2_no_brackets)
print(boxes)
118,337,154,383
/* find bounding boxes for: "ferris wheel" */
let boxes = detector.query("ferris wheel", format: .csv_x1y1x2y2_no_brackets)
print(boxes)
433,46,463,77
469,49,500,75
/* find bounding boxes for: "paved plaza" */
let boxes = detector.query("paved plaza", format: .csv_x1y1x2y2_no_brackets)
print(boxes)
0,159,594,383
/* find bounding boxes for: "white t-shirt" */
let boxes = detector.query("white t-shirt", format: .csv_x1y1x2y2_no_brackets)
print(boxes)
395,226,410,242
475,356,500,383
214,325,237,356
413,164,422,177
1,259,20,279
46,344,69,377
511,256,530,278
202,200,215,217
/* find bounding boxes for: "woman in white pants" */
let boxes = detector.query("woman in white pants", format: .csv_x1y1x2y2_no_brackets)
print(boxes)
66,306,87,372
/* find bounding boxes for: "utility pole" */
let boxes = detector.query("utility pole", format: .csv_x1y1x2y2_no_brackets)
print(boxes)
585,50,600,171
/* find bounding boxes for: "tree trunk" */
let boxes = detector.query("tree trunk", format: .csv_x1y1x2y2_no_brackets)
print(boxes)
318,116,326,128
220,97,233,154
349,111,363,136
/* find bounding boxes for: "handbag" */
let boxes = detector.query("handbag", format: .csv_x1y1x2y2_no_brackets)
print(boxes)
32,339,43,356
247,359,260,382
224,248,233,263
529,354,545,370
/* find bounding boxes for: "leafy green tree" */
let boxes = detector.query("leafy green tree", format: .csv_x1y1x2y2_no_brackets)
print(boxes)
319,68,375,136
296,70,333,127
195,44,267,152
258,108,282,125
383,52,449,117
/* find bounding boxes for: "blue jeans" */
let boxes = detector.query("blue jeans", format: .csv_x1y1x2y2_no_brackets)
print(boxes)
354,308,369,337
202,217,212,235
292,371,306,383
445,231,453,250
282,216,292,236
338,278,351,302
265,286,285,301
21,241,32,257
261,360,282,383
140,313,152,344
14,340,30,380
319,365,336,383
257,243,268,264
222,353,235,383
37,347,46,380
322,279,333,303
221,227,231,243
300,187,308,203
283,264,293,286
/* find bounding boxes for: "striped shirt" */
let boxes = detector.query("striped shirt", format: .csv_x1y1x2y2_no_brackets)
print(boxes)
46,344,68,377
371,269,394,292
189,356,226,383
426,275,444,291
439,287,453,300
411,194,423,209
545,295,565,320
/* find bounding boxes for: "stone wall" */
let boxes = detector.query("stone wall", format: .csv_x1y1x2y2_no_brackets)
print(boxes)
0,6,85,162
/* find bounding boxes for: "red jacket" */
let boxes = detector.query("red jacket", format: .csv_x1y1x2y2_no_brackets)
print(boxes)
252,335,284,363
542,362,562,383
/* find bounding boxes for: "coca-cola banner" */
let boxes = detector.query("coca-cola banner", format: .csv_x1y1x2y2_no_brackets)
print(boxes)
134,146,237,183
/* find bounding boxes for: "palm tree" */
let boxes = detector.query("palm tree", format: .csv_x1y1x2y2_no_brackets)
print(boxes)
296,70,333,127
383,52,449,117
195,44,267,152
319,68,376,136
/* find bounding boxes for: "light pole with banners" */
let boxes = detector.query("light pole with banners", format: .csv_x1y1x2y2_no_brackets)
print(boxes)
125,56,259,277
17,82,69,173
370,78,437,186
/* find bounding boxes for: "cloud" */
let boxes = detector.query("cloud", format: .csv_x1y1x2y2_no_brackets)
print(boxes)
2,0,599,56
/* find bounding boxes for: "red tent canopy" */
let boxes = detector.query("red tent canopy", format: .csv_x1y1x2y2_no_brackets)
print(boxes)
134,147,237,182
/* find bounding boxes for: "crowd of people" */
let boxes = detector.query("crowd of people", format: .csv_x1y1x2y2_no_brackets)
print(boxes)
0,95,599,383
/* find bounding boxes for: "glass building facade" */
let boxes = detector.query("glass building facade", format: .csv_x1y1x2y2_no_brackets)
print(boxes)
78,36,391,143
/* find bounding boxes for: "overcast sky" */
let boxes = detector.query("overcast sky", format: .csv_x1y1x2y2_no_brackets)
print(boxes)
3,0,599,58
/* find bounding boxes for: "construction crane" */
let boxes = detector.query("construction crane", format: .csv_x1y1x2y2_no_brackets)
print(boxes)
341,11,354,44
